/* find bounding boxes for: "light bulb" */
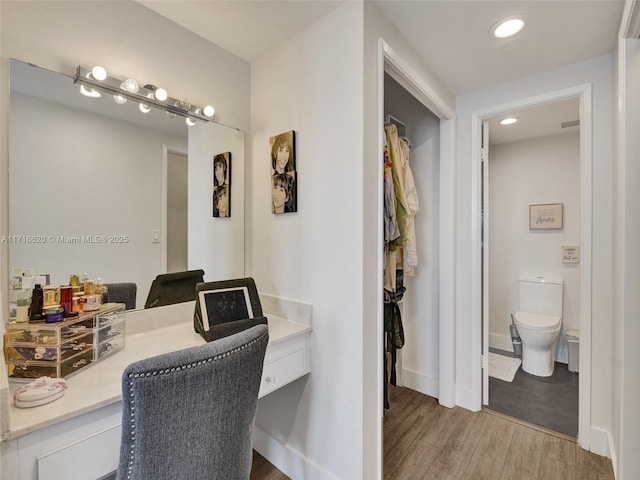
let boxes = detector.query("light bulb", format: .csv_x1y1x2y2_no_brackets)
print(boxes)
500,117,518,125
113,94,127,105
91,66,107,81
202,105,215,118
79,85,101,98
186,118,196,126
154,88,168,101
139,103,151,113
492,18,524,39
122,78,139,94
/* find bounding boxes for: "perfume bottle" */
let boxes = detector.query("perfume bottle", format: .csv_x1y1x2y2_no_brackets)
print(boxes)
15,289,31,323
29,284,44,322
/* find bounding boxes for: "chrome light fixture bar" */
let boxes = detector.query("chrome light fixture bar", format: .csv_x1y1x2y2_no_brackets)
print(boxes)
73,65,214,123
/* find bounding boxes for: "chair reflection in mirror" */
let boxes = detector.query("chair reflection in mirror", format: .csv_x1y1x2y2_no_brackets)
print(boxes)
144,269,205,309
105,283,137,310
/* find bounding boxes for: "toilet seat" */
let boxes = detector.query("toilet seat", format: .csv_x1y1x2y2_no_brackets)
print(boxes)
514,311,561,331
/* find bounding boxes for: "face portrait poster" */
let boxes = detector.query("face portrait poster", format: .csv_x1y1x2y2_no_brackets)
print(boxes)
271,172,297,214
269,130,295,176
269,131,297,214
213,152,231,218
213,152,231,186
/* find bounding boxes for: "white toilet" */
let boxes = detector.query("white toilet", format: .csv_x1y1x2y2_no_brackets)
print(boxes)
514,276,563,377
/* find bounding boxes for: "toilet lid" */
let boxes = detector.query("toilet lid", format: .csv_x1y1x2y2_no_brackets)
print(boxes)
515,311,561,329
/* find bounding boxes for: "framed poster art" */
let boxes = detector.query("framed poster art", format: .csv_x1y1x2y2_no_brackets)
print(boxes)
271,171,297,214
270,130,295,175
213,152,231,186
529,203,563,230
269,130,297,214
213,152,231,218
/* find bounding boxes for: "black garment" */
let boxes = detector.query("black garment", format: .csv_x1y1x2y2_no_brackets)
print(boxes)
383,282,405,410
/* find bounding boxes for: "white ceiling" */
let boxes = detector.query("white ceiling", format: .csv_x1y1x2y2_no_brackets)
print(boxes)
138,0,625,95
375,0,625,95
487,97,579,146
138,1,345,62
137,0,624,144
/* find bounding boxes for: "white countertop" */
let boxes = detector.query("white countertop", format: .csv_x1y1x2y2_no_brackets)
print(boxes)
4,308,310,440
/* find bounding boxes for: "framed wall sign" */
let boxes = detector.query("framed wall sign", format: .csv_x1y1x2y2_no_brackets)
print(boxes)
529,203,563,230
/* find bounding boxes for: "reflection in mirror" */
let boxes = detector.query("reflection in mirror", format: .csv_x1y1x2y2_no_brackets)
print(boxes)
8,59,245,315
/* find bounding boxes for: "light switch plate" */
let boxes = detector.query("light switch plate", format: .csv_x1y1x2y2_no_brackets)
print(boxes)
152,229,160,244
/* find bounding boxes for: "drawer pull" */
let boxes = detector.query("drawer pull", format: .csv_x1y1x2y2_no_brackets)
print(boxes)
264,376,274,383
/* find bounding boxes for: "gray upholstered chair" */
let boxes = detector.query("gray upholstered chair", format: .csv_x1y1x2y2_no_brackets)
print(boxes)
105,283,137,310
116,324,269,480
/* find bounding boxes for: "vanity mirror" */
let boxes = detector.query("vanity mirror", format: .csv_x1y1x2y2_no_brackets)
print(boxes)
8,59,245,312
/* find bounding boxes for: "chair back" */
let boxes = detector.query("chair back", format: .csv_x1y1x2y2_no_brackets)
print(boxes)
105,283,137,310
116,324,269,480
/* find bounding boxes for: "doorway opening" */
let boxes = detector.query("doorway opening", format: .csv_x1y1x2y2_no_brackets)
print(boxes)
482,98,581,438
375,39,456,480
162,146,188,273
472,84,593,449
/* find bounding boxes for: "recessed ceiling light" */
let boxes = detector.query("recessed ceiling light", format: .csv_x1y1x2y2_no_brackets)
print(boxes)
500,117,518,125
491,17,525,39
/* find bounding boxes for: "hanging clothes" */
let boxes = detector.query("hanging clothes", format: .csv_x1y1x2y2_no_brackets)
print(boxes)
397,137,420,276
384,124,409,248
384,124,408,293
383,286,405,410
383,134,400,252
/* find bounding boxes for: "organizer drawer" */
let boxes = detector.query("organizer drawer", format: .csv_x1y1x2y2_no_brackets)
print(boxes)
260,348,306,397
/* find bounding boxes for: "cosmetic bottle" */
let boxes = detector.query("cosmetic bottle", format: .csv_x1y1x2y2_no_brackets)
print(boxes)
29,284,44,322
15,289,31,323
95,278,108,304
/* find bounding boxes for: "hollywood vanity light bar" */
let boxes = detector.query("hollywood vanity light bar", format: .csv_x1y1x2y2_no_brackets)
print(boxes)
73,65,215,126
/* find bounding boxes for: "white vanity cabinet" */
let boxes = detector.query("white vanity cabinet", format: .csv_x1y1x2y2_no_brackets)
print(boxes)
1,302,311,480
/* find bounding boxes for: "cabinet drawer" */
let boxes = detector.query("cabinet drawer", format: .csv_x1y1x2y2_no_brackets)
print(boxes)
259,348,306,398
264,334,306,363
37,424,120,480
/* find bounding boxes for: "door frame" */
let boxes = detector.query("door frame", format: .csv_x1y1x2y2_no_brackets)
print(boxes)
375,38,458,478
470,84,593,449
161,144,188,274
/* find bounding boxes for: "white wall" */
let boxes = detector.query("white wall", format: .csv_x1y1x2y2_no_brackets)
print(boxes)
489,132,580,361
9,92,187,308
250,3,364,479
456,54,613,439
0,0,251,314
188,122,245,282
613,21,640,476
384,74,441,395
363,4,455,478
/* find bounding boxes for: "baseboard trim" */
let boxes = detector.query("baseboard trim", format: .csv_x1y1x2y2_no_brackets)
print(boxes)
402,369,439,398
489,333,513,353
490,332,569,364
455,384,479,412
589,426,611,458
607,429,618,479
253,427,337,480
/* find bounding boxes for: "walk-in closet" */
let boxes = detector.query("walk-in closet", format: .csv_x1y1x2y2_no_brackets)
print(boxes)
382,72,441,409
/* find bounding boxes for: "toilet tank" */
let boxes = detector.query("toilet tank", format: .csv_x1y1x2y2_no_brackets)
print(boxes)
518,275,564,318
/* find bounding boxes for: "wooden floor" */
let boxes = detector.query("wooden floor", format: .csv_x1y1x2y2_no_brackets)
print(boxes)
250,450,290,480
251,385,615,479
384,386,615,480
